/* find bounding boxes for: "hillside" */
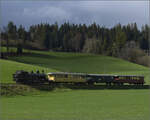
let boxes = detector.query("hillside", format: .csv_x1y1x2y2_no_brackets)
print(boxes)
0,59,57,83
4,50,150,84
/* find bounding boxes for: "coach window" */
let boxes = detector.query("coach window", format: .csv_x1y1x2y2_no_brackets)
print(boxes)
65,75,68,78
68,75,71,78
57,74,60,78
130,77,132,80
58,74,61,78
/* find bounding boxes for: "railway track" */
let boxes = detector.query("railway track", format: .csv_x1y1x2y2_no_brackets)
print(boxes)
1,83,150,89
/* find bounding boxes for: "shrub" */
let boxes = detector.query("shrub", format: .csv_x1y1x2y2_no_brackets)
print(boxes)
82,38,101,54
137,56,150,67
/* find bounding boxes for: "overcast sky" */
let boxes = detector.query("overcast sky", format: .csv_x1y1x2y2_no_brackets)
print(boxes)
0,1,149,29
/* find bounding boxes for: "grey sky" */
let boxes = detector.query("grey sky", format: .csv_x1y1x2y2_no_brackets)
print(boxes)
0,1,149,29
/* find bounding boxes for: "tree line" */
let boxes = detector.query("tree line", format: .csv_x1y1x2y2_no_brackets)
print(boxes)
1,21,149,57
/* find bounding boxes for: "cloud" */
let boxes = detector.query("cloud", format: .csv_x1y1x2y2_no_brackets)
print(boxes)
1,1,149,28
73,1,149,27
23,6,70,20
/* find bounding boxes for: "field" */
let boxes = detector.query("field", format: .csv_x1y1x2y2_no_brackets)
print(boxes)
1,90,150,120
1,49,150,120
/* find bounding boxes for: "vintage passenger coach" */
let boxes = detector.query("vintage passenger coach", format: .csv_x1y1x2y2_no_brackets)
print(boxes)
47,72,87,83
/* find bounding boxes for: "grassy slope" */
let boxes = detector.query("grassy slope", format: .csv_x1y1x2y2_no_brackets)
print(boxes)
1,90,150,120
8,50,150,84
0,59,57,83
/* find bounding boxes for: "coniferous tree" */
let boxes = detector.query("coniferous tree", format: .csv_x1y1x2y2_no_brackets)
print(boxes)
1,21,149,57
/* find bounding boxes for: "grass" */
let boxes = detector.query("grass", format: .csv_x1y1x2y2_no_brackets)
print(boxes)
1,89,150,120
7,50,150,84
0,84,40,96
1,48,150,120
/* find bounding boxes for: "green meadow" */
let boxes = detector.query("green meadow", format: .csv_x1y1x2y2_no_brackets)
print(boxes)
1,49,150,120
1,90,150,120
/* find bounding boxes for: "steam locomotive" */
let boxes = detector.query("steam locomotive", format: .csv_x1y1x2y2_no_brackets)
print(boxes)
13,70,145,85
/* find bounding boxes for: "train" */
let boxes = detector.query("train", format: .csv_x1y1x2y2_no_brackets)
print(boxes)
13,70,145,85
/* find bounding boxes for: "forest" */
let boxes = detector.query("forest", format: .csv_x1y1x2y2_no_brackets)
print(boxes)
1,21,150,66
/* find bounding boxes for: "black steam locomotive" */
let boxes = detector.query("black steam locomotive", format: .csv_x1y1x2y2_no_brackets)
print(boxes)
13,70,48,84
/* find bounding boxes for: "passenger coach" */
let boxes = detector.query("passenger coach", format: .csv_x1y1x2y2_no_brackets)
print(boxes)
47,72,87,83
